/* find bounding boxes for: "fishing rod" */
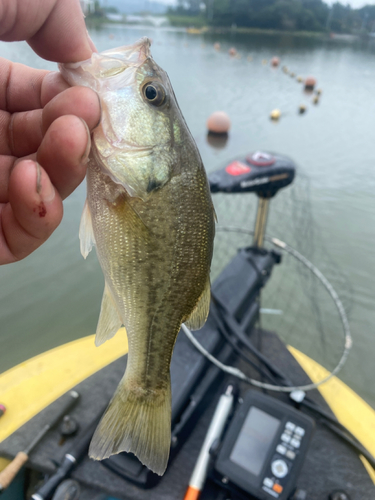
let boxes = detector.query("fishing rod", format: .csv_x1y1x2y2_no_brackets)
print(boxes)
31,404,107,500
0,391,80,494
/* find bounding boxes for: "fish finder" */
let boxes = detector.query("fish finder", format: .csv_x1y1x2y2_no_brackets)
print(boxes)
212,390,314,500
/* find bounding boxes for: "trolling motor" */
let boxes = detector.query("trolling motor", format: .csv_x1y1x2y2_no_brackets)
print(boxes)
209,151,295,247
208,151,296,332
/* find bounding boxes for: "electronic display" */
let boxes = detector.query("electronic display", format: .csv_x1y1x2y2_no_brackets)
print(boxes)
213,390,315,500
230,407,281,476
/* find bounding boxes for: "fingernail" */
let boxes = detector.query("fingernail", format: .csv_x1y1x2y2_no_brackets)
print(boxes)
80,118,91,164
35,162,55,203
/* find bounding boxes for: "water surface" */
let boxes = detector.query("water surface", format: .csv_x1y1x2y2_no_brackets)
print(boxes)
0,27,374,408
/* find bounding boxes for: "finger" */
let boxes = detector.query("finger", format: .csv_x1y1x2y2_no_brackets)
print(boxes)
40,72,70,107
0,109,12,155
0,159,63,264
0,86,100,158
42,86,101,135
0,154,37,204
0,0,93,63
0,154,16,202
37,115,90,200
0,58,47,112
0,59,71,113
1,109,43,158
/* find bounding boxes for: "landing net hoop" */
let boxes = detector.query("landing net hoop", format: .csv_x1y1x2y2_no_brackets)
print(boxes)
183,226,352,393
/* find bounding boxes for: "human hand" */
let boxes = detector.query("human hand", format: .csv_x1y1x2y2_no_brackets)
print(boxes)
0,0,101,264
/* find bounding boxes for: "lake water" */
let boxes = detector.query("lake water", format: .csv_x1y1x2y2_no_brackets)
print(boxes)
0,26,374,409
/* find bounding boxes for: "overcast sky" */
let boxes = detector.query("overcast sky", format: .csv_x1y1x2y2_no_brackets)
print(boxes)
153,0,375,8
325,0,375,7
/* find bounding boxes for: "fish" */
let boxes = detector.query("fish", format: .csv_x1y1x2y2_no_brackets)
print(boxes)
59,38,215,475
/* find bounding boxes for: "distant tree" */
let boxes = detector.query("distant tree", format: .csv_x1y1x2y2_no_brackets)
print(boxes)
169,0,372,33
302,0,329,27
357,5,375,32
329,2,359,33
175,0,202,15
102,6,119,14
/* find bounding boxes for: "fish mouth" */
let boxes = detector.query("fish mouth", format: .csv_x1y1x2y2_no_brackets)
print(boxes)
100,37,152,67
59,38,153,90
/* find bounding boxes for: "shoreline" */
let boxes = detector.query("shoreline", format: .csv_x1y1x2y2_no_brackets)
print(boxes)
85,19,370,40
85,19,327,38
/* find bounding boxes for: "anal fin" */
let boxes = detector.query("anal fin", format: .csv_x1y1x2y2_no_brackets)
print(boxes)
95,284,123,347
184,278,211,331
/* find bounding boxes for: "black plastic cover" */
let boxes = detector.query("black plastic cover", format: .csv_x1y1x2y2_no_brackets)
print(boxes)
209,151,296,198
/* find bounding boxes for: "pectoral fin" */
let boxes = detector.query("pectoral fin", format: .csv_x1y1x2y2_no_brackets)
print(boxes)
184,278,211,331
95,284,123,347
79,200,95,259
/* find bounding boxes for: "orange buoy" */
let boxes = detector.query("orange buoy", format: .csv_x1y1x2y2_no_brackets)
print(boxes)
228,47,237,57
305,76,317,91
271,57,280,67
207,111,231,134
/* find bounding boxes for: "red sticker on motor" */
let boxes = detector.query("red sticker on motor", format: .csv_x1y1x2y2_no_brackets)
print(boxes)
225,161,251,176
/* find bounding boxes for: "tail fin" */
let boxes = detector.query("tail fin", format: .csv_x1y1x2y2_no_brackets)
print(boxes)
89,377,171,476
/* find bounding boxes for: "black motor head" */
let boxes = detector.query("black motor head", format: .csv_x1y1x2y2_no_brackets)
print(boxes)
209,151,296,198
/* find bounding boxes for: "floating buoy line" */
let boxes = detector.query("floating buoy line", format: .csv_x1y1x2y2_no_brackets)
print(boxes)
208,42,322,120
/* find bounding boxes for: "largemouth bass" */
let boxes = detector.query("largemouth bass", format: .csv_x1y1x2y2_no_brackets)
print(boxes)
60,38,215,475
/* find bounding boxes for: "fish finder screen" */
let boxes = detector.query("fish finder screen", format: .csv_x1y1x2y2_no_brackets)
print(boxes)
230,406,281,476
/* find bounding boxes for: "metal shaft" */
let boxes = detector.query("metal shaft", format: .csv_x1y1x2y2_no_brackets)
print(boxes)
253,196,270,248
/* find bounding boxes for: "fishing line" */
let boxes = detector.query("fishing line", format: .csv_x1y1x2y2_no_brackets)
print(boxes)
183,228,352,393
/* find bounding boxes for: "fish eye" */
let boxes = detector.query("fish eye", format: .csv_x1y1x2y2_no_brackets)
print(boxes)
142,82,166,107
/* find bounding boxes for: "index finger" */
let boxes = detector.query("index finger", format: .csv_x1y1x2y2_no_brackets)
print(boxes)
0,0,94,63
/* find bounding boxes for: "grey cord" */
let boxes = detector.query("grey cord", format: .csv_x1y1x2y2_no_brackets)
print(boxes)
182,227,352,393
